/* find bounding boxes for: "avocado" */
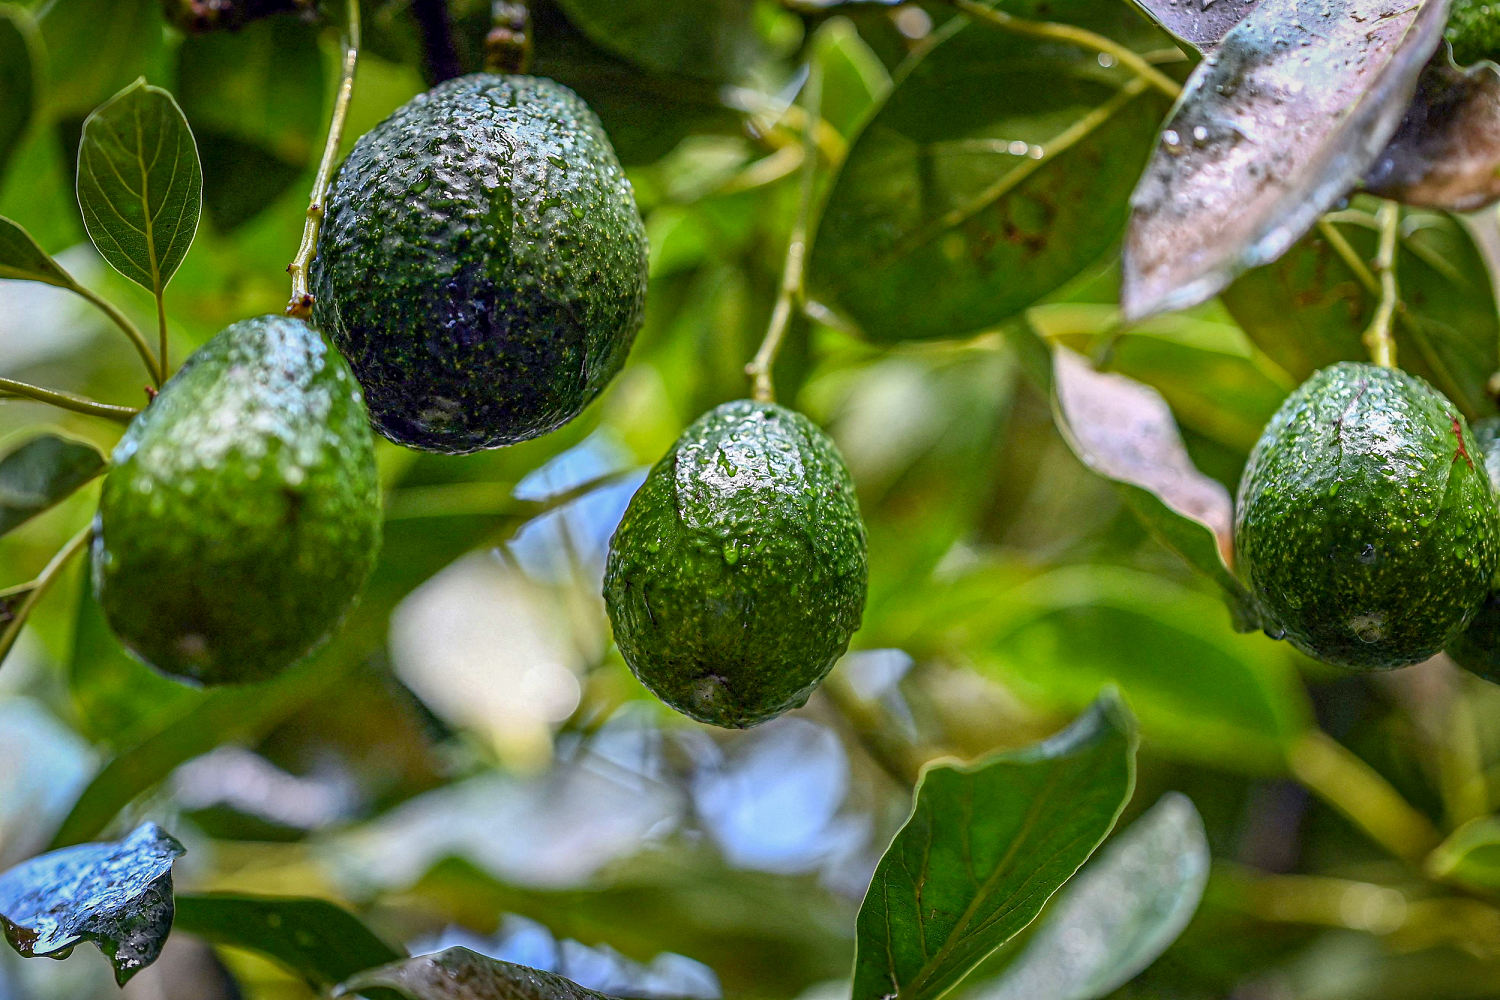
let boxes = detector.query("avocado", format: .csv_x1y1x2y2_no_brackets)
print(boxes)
93,315,381,685
1445,417,1500,681
1447,0,1500,66
604,400,868,727
1235,362,1496,670
310,74,648,454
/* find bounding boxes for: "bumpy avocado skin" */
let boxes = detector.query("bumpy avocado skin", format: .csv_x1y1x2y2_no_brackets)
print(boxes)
94,315,382,685
1235,362,1496,670
604,401,868,728
1444,417,1500,682
310,74,648,454
1447,0,1500,66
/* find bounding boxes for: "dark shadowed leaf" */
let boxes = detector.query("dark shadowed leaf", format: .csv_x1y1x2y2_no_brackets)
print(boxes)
77,80,202,293
1364,59,1500,211
1122,0,1260,51
1122,0,1449,320
809,10,1170,342
336,947,638,1000
38,0,160,117
970,793,1209,1000
1426,816,1500,891
851,696,1137,1000
0,434,106,537
552,0,772,81
1223,206,1499,420
1050,347,1254,624
175,894,404,991
0,823,183,986
0,216,75,287
0,6,39,186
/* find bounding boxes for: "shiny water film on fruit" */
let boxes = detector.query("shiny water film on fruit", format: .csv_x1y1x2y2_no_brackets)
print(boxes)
604,400,868,728
310,73,649,454
1234,362,1498,670
93,315,382,685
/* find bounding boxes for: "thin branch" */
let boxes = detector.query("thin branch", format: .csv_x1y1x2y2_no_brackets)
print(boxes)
0,527,92,671
412,0,463,84
154,290,170,377
1362,200,1400,368
0,378,139,423
286,0,361,320
72,285,162,385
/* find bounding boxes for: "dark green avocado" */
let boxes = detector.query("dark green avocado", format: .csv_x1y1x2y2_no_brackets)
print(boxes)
1447,0,1500,66
1235,362,1496,670
310,73,648,454
604,400,868,728
93,315,382,685
1445,417,1500,682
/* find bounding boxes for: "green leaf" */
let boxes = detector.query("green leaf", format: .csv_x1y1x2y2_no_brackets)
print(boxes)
0,822,183,986
1223,205,1500,420
0,5,40,187
1426,816,1500,891
852,696,1138,1000
552,0,775,82
809,16,891,138
174,894,404,992
0,433,106,537
1122,0,1448,319
37,0,160,117
76,79,201,293
0,214,75,287
971,793,1209,1000
809,10,1169,342
337,946,700,1000
1364,60,1500,212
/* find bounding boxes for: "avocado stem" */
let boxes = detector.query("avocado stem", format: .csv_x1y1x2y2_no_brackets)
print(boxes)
286,0,360,320
485,2,532,75
0,377,139,424
1361,201,1401,369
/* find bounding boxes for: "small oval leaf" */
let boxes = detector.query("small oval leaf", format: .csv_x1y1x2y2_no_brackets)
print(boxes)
852,695,1138,1000
1364,59,1500,211
0,822,183,986
0,433,107,537
77,79,202,292
0,216,76,288
1122,0,1449,319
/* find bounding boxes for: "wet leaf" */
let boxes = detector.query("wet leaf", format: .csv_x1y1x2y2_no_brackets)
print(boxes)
0,215,76,288
1122,0,1450,320
1364,59,1500,212
0,822,183,986
809,9,1170,342
0,434,106,537
175,894,404,992
1223,206,1499,421
852,696,1137,1000
77,79,202,293
1426,816,1500,891
971,793,1209,1000
336,947,637,1000
0,5,40,186
1050,347,1253,623
1122,0,1260,51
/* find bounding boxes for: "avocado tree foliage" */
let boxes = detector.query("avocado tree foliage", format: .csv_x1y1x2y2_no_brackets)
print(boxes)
0,0,1499,998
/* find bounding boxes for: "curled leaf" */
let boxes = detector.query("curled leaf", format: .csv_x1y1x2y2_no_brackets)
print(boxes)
1122,0,1260,51
1122,0,1449,320
1364,59,1500,211
0,822,184,985
0,216,76,288
336,947,637,1000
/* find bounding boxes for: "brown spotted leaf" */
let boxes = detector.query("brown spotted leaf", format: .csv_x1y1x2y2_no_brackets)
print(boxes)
1122,0,1450,320
1364,59,1500,211
336,947,641,1000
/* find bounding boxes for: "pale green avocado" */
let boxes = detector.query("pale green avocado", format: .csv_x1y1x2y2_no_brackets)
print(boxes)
94,315,381,685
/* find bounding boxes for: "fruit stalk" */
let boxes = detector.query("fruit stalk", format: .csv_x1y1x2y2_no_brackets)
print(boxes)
412,0,463,83
1362,200,1401,368
286,0,360,320
485,2,532,75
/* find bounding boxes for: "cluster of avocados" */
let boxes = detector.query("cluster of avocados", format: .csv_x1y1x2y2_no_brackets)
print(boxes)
94,69,867,728
1235,362,1500,674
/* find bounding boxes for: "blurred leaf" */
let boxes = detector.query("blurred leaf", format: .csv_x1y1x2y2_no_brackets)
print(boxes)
810,11,1169,342
852,696,1137,1000
1122,0,1448,320
0,822,183,986
175,894,404,992
971,793,1209,1000
37,0,160,117
1364,59,1500,212
174,15,324,231
0,434,105,537
0,214,74,286
552,0,773,82
0,5,40,186
809,16,890,137
338,947,654,1000
1122,0,1258,51
1049,346,1254,624
1426,816,1500,891
1223,206,1500,420
77,79,201,293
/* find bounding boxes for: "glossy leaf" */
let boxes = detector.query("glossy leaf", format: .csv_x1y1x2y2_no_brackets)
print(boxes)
973,793,1209,1000
1364,59,1500,211
0,5,40,186
0,215,75,287
1122,0,1449,320
37,0,159,117
337,947,641,1000
0,434,106,537
77,80,202,293
552,0,772,82
1222,206,1499,420
0,822,183,985
852,696,1137,1000
1122,0,1259,50
1426,816,1500,891
809,10,1170,342
175,894,404,991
